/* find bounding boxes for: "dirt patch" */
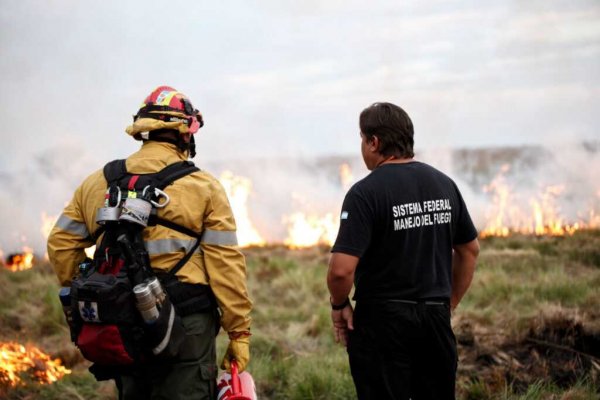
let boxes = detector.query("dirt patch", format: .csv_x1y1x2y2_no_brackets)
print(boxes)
456,312,600,394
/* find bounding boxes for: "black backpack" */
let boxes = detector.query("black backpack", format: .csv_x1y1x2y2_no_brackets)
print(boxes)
68,159,215,373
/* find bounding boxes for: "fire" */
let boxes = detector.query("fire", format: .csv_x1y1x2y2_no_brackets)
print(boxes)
219,171,265,247
4,247,34,272
481,165,600,237
281,163,353,248
0,342,70,387
283,212,337,249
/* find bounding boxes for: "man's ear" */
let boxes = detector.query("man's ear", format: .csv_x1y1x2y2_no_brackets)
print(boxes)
369,135,380,152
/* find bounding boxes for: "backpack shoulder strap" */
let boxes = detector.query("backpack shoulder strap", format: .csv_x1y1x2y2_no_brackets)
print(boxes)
145,160,201,236
154,217,202,239
153,161,200,190
103,159,128,185
95,159,203,278
91,160,127,242
152,161,202,278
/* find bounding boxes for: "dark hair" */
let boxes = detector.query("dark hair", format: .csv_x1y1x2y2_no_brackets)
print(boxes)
359,102,414,158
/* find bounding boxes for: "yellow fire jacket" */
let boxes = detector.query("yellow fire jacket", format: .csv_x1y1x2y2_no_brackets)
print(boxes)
47,141,252,334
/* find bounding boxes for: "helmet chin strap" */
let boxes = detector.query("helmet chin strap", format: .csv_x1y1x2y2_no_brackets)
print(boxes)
177,134,196,159
189,135,196,158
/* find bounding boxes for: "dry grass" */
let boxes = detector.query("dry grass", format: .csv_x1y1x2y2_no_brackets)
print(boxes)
1,231,599,399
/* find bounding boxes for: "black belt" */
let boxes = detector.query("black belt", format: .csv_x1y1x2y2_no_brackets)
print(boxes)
358,298,448,306
388,299,447,306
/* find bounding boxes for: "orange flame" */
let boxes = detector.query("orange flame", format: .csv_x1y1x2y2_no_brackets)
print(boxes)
281,163,354,248
283,212,337,249
219,171,265,247
0,342,70,387
481,165,600,237
4,247,34,272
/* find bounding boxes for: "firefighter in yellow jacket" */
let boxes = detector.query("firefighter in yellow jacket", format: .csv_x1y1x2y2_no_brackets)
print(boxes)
47,86,252,399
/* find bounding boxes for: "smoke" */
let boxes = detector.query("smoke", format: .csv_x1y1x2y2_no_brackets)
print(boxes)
203,156,369,242
1,141,598,255
203,141,600,240
529,143,600,222
0,141,104,255
429,142,600,232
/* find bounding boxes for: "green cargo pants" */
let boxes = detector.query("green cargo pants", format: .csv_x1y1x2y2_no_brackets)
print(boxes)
118,311,218,400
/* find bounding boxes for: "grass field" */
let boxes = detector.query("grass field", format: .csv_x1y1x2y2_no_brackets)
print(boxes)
1,231,599,399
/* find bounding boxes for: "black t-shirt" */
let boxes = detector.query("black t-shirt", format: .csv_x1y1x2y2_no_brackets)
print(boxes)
332,161,478,302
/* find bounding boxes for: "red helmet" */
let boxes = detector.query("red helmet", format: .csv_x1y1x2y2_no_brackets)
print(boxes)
126,86,204,137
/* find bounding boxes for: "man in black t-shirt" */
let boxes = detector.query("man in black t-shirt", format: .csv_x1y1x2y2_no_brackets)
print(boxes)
327,102,479,399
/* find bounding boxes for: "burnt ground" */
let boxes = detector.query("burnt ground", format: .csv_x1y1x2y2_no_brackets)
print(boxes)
455,312,600,395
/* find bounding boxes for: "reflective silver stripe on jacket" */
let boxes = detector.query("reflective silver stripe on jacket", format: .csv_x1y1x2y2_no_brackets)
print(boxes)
55,214,90,238
145,238,201,255
201,229,238,246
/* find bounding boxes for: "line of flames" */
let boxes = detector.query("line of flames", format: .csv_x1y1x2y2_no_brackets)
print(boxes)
480,165,600,237
0,342,70,387
218,164,354,248
3,163,600,266
0,166,344,270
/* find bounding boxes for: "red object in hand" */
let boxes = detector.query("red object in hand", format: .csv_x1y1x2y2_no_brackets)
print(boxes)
217,359,257,400
230,360,244,398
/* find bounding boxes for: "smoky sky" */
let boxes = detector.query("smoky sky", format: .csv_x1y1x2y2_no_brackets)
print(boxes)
1,0,599,166
0,1,599,253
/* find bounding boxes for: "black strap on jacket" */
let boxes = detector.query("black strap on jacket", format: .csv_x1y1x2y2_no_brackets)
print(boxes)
103,159,199,190
93,159,203,276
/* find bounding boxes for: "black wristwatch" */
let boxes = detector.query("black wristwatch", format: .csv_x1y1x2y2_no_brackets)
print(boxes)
331,297,350,310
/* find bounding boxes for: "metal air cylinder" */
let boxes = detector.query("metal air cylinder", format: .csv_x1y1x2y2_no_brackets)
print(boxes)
133,283,159,322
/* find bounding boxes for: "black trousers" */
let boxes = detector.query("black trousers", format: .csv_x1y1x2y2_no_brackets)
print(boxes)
347,300,457,400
